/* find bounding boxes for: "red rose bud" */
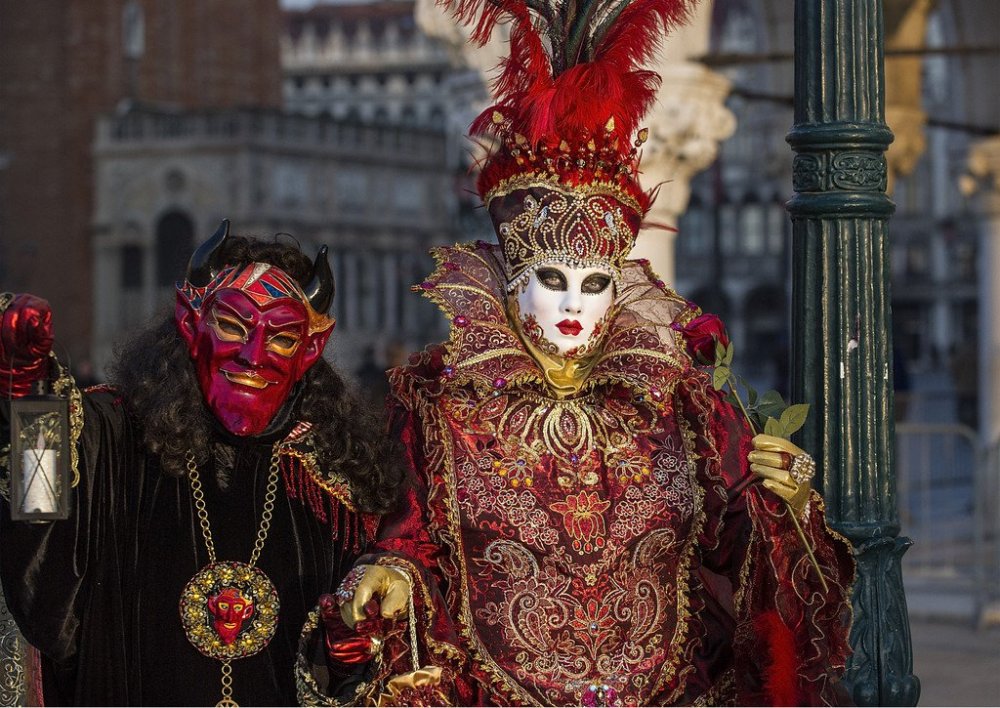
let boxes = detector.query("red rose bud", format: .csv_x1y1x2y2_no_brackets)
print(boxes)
672,313,730,366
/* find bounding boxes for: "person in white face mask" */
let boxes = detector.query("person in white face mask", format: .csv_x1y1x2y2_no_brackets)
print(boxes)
296,0,856,703
514,264,614,357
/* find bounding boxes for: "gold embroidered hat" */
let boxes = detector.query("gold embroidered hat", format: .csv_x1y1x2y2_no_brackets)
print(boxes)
445,0,695,287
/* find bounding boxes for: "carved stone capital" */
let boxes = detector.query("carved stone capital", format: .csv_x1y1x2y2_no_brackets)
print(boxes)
640,62,736,219
961,137,1000,215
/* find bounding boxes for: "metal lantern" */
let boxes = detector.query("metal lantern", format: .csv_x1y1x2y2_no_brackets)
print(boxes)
8,380,70,521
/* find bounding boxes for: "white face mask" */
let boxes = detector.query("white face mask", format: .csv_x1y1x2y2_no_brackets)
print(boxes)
515,262,615,358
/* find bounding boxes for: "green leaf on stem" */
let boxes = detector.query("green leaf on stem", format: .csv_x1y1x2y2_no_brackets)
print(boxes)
780,403,810,436
714,340,727,368
763,416,784,437
712,366,730,391
758,390,787,421
723,342,734,367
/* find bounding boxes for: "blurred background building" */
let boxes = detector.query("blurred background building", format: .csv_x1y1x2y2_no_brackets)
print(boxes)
0,0,998,651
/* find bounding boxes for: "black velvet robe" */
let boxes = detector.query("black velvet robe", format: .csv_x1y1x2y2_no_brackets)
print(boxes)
0,388,372,706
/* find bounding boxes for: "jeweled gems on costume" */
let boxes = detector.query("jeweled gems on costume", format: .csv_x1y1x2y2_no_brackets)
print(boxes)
179,446,282,707
790,453,817,485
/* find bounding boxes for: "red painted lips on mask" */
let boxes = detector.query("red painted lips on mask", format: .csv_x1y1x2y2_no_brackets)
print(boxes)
178,284,331,437
556,319,583,336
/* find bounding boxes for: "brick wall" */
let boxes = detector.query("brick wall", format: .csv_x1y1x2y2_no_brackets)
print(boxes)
0,0,281,366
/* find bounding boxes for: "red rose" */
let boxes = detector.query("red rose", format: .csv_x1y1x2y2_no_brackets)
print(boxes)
672,313,730,365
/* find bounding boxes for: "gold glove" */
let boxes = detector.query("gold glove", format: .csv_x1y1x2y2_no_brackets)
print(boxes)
337,564,412,629
376,667,444,707
748,433,814,517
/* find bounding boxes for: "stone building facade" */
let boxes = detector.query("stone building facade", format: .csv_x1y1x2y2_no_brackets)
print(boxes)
670,0,987,401
282,1,453,127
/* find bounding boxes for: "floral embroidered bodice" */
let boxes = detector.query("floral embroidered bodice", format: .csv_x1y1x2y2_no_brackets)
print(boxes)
439,383,704,704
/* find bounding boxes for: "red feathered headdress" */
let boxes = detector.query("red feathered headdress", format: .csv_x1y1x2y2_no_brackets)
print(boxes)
445,0,695,286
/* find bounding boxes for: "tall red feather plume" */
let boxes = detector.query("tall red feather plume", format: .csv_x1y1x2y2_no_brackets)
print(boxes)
445,0,694,150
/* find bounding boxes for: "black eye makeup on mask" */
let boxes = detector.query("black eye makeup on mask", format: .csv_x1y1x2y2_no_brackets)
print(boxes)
581,274,612,295
536,268,568,292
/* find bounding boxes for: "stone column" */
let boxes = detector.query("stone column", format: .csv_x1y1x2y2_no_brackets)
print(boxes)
787,0,919,704
961,137,1000,445
634,62,735,283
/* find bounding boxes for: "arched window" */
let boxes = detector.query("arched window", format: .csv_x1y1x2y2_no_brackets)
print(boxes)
718,200,738,257
739,193,765,255
743,285,787,367
155,211,195,287
679,194,710,258
688,286,732,324
121,244,144,289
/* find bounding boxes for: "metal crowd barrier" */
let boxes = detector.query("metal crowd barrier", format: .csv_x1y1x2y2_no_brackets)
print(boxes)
895,422,1000,625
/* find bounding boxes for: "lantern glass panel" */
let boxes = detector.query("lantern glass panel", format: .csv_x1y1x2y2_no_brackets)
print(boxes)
9,397,70,521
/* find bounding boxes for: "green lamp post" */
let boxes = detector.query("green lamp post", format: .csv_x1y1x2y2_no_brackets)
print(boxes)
787,0,920,705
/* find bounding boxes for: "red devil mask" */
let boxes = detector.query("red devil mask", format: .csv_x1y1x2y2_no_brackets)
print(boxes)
207,586,255,645
175,221,336,436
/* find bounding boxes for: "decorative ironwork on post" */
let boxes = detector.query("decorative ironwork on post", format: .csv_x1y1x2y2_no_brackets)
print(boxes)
787,1,920,706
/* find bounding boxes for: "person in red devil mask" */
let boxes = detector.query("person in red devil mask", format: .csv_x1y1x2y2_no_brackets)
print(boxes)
0,221,401,706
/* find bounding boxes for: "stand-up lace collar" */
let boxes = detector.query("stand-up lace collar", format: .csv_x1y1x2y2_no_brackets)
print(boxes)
414,242,697,404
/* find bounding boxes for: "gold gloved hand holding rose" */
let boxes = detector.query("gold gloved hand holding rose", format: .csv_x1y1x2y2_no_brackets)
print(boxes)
748,434,815,516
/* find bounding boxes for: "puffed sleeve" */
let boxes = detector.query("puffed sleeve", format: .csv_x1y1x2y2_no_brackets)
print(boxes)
0,386,136,667
686,380,856,706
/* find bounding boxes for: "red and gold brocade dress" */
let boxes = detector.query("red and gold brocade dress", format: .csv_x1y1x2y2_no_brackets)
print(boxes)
364,242,855,707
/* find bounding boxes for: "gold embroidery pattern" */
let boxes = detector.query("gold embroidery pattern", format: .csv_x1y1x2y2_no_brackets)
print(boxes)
408,243,691,406
0,593,26,707
493,188,637,285
437,387,706,705
280,434,358,513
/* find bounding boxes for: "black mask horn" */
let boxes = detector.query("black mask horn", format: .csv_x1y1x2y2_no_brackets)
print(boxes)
302,245,335,315
186,219,230,287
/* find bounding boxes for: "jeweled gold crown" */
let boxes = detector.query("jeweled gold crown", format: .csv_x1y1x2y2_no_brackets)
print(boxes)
488,176,643,289
480,113,654,286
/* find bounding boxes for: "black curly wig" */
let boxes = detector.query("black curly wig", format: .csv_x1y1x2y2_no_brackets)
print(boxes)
107,236,402,514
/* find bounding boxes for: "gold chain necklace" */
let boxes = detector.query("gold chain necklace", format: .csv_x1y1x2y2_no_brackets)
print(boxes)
179,445,282,707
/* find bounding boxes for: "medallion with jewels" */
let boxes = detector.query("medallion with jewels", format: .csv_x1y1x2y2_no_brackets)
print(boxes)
179,561,279,661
